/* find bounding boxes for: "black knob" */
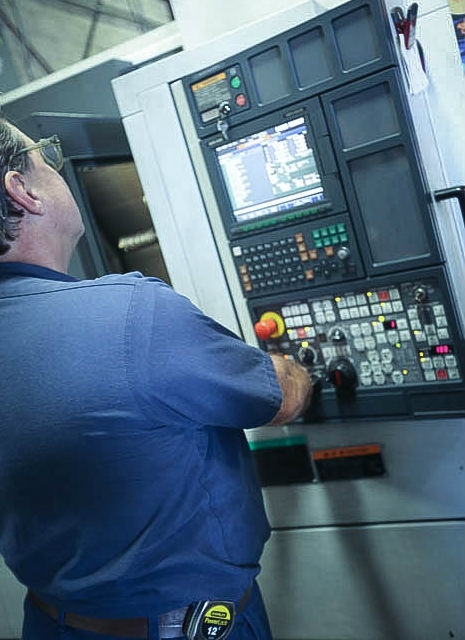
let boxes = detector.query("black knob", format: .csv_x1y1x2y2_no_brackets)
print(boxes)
297,346,316,366
310,373,323,392
327,358,357,391
219,101,232,116
330,328,346,343
337,246,351,261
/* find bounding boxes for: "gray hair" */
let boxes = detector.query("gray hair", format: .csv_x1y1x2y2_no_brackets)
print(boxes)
0,119,31,255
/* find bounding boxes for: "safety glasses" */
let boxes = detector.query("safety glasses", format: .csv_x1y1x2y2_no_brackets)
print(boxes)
10,134,64,172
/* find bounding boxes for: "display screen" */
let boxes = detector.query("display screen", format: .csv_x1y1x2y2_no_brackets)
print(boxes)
215,116,325,224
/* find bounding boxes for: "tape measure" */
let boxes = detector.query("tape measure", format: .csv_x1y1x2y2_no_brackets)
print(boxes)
183,601,235,640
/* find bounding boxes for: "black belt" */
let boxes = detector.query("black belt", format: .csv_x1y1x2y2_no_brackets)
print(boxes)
27,588,251,639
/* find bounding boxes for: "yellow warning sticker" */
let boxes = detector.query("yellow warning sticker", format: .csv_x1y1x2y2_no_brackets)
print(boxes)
192,72,227,92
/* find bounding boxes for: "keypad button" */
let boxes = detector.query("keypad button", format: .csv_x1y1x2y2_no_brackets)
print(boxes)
373,372,386,385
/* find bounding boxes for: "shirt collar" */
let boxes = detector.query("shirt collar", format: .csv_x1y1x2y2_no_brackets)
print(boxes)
0,262,77,282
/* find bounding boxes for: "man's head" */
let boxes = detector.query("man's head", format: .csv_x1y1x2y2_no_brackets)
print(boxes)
0,120,31,255
0,118,84,271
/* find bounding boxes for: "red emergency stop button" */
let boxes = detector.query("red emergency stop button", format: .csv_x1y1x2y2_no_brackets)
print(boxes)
235,93,247,107
254,318,278,340
253,311,285,340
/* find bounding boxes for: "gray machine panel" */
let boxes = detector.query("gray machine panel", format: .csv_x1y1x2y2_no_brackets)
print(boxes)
259,521,464,640
322,69,441,274
252,418,465,528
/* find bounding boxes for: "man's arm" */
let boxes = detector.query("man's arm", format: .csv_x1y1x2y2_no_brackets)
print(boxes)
267,353,313,426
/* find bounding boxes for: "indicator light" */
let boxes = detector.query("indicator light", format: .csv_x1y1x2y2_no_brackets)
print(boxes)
367,291,373,297
301,340,309,348
402,369,408,375
378,315,385,322
383,319,397,330
395,343,401,348
335,296,341,302
431,344,453,355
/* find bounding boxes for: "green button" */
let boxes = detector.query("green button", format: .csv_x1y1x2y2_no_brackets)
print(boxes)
337,223,346,233
329,225,337,234
323,237,331,246
331,235,339,244
321,228,329,237
315,239,323,248
230,76,241,89
340,233,348,242
312,229,321,239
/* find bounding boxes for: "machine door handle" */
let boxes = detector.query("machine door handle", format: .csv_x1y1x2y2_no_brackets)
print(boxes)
434,186,465,225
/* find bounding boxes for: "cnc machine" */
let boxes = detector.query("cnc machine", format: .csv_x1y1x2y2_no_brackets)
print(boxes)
113,1,465,638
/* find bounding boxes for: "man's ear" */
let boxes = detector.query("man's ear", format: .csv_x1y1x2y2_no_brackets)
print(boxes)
4,170,42,214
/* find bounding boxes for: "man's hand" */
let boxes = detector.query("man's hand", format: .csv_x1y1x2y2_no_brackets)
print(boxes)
268,353,313,426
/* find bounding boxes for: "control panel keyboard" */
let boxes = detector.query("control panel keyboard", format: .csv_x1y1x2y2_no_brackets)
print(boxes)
231,214,363,298
251,274,463,391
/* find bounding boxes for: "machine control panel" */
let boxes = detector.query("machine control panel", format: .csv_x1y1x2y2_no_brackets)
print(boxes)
251,272,463,398
180,0,465,418
232,214,362,297
189,65,250,126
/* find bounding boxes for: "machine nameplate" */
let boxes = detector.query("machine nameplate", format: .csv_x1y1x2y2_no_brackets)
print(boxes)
311,443,385,481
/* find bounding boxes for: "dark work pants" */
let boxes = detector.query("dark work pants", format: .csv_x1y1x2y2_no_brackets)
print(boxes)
21,581,273,640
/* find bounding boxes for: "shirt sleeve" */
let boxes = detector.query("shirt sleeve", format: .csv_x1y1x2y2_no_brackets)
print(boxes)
127,277,282,429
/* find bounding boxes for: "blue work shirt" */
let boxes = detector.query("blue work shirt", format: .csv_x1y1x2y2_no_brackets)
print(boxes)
0,263,282,619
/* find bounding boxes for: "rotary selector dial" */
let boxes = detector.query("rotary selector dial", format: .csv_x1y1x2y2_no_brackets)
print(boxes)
297,346,317,366
329,327,347,343
328,358,358,391
337,246,351,261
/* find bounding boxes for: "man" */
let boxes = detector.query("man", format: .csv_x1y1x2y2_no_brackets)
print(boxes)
0,119,312,640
